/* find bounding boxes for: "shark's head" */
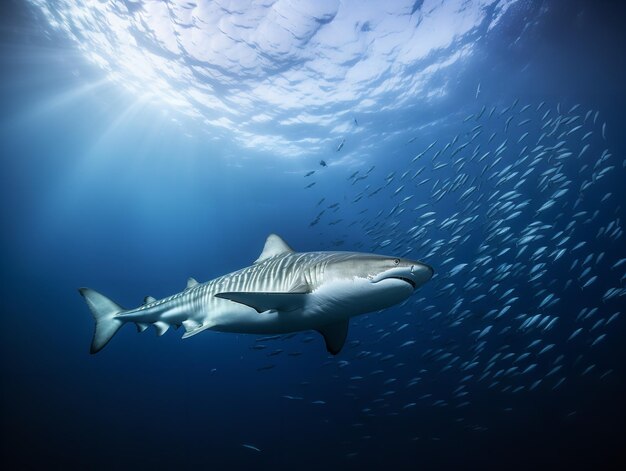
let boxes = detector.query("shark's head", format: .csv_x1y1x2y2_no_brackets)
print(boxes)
367,256,434,289
323,253,433,288
314,253,434,316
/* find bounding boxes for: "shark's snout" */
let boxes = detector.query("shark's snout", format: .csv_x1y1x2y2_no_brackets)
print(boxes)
370,261,434,290
411,263,434,287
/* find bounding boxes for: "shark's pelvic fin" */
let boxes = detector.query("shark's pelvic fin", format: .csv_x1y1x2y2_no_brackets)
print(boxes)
254,234,294,263
79,288,125,354
215,291,307,313
317,320,349,355
186,277,199,289
181,321,212,339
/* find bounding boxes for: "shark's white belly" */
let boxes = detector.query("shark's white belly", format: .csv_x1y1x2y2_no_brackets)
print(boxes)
206,278,414,334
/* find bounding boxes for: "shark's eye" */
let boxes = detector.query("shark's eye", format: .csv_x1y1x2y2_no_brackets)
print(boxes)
394,258,400,265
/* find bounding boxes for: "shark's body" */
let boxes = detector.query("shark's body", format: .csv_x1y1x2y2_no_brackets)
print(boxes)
80,234,434,354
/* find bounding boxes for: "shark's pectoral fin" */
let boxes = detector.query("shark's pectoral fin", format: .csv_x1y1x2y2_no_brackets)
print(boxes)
215,291,307,313
317,320,349,355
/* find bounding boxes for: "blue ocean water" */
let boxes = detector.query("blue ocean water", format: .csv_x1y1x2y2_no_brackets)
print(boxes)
1,1,625,469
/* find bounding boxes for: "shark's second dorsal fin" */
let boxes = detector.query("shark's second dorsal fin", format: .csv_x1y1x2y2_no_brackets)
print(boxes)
254,234,294,263
186,277,199,289
144,296,156,304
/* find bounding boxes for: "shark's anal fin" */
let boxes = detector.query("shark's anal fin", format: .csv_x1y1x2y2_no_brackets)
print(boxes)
317,320,349,355
136,322,149,333
154,321,169,336
215,291,307,313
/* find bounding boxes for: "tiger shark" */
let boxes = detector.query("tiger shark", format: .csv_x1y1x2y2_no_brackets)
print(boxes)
80,234,434,355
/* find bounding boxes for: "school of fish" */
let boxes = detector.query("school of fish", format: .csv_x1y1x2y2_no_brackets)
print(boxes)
243,98,624,455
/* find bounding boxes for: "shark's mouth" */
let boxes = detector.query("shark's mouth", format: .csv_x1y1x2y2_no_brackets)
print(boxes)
389,276,416,289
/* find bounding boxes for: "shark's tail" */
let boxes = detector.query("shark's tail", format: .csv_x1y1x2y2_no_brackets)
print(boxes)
79,288,125,354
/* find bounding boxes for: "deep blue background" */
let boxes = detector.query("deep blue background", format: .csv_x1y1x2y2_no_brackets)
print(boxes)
1,1,625,469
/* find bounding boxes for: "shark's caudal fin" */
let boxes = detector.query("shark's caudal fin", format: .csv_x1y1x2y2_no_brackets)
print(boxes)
79,288,125,354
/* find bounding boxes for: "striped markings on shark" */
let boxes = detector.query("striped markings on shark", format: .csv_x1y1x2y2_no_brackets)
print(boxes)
79,234,434,355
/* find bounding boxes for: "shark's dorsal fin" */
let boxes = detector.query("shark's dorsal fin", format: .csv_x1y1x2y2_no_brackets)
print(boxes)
215,291,307,313
144,296,156,304
317,320,349,355
254,234,294,264
186,277,199,289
